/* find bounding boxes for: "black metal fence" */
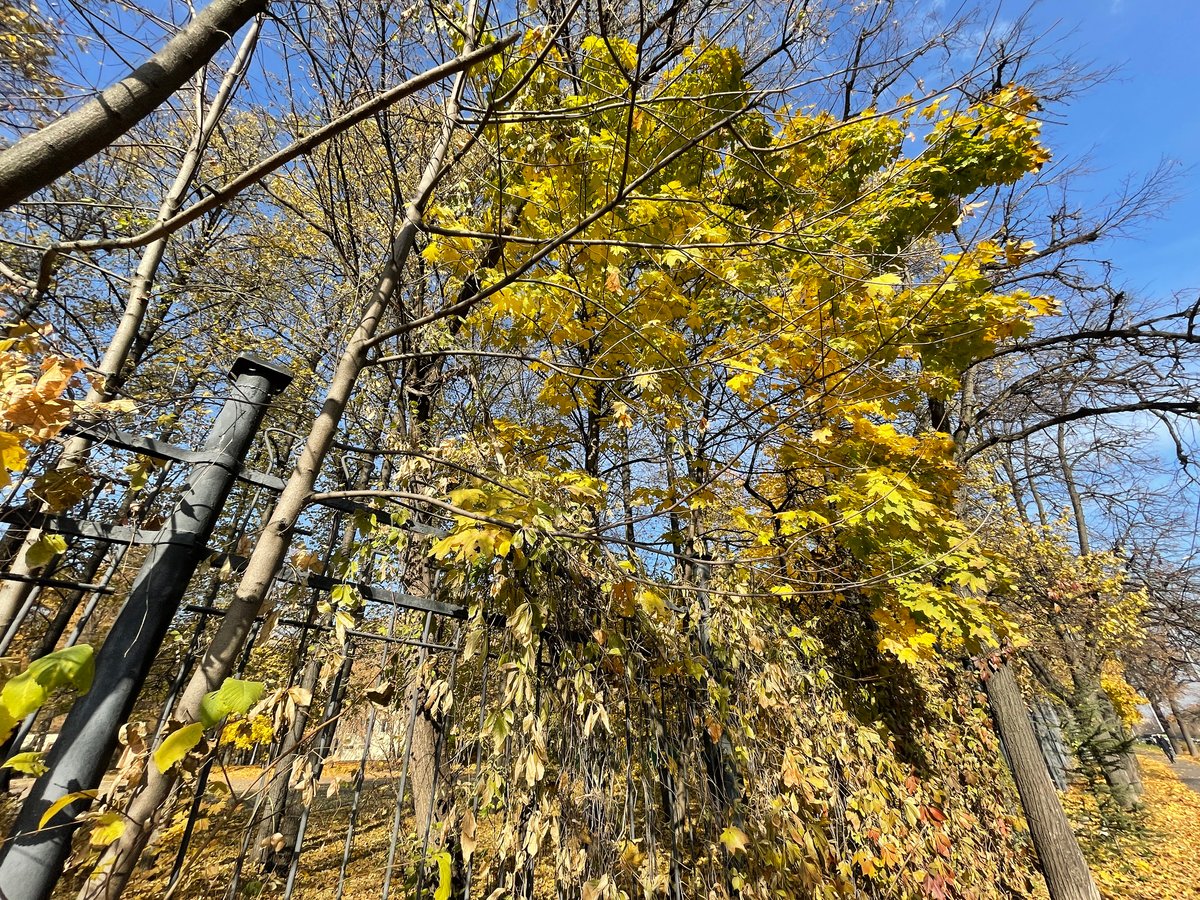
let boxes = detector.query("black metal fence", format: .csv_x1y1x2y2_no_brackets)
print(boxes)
0,354,498,899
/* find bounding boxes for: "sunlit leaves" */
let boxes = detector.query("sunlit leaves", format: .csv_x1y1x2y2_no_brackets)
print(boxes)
719,825,750,855
2,751,47,776
152,722,205,774
404,26,1065,899
0,326,133,491
152,678,266,773
0,644,94,740
198,677,265,728
86,812,126,847
38,789,97,829
23,532,66,567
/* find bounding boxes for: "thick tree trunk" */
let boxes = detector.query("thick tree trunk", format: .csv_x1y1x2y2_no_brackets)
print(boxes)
983,661,1100,900
1166,694,1198,757
409,685,448,846
0,0,265,210
1061,683,1138,809
1095,688,1141,805
951,414,1098,893
1029,700,1071,791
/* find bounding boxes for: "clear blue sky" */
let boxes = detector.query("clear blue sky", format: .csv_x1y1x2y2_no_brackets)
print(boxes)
1025,0,1200,297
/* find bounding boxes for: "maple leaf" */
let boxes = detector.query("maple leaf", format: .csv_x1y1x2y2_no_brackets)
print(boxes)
720,825,750,855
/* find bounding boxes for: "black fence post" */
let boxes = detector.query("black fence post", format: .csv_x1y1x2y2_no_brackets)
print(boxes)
0,354,291,900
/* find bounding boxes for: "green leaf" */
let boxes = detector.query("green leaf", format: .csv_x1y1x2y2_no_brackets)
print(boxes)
152,722,205,773
2,751,47,776
199,678,265,728
37,645,94,692
39,789,97,829
24,533,67,568
0,644,95,721
433,850,453,900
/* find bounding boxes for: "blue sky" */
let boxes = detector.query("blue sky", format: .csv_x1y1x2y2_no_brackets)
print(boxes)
53,0,1199,307
1025,0,1200,298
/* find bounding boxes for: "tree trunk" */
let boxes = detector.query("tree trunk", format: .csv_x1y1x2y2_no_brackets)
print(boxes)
409,682,448,847
0,22,261,634
1166,694,1198,757
983,660,1100,900
77,39,479,900
1151,696,1181,753
951,412,1097,897
1029,700,1070,791
1095,688,1141,804
256,657,321,872
0,0,266,210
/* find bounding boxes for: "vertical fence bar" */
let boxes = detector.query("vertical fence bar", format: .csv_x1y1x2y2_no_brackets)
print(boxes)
381,610,436,900
167,613,266,893
0,354,291,900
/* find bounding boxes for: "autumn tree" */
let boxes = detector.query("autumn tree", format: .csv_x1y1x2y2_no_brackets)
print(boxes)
4,4,1200,900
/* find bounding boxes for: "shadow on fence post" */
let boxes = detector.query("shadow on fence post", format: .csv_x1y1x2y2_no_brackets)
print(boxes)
0,354,292,900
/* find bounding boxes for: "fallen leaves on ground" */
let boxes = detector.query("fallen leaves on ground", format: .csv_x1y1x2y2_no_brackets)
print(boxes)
1074,749,1200,899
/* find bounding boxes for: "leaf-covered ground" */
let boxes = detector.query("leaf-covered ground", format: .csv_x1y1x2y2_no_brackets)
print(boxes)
1073,750,1200,899
113,751,1200,900
7,748,1198,898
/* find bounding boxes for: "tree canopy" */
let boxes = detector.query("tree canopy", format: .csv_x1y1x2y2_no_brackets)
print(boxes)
0,2,1197,900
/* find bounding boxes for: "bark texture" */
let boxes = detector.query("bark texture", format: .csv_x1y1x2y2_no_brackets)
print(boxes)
1166,694,1198,757
0,0,266,210
984,661,1100,900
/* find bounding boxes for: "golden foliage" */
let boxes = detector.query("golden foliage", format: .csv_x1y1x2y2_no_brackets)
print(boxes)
0,324,133,488
1068,752,1200,899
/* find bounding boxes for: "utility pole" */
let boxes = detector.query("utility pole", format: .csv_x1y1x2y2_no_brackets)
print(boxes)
0,354,291,900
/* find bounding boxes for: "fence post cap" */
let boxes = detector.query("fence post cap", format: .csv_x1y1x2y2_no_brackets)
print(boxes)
231,353,293,394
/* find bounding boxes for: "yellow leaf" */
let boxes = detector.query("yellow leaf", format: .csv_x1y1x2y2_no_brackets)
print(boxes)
720,825,750,855
2,751,47,776
334,609,355,647
865,273,902,297
611,580,636,617
0,431,26,473
24,533,66,568
292,549,324,574
781,748,803,789
153,722,205,774
433,850,452,900
637,587,668,619
88,811,126,846
39,789,97,829
34,467,92,512
619,838,646,870
1,644,94,722
582,875,611,900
